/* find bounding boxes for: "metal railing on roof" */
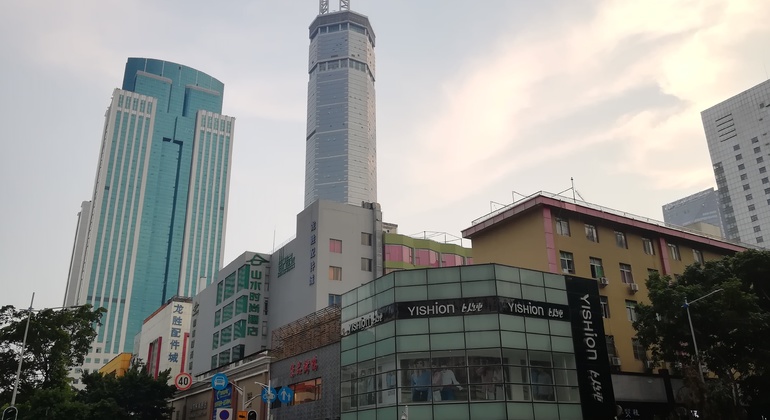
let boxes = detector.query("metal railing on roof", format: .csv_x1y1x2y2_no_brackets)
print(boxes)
470,191,756,249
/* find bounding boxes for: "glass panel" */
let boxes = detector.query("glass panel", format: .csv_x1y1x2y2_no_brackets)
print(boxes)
527,334,551,351
465,331,501,348
342,335,357,351
507,384,532,402
462,280,496,297
377,406,397,419
374,273,394,293
501,331,527,348
237,266,249,291
430,316,464,333
504,364,529,384
522,285,546,301
358,297,374,315
497,281,522,298
342,304,357,323
460,264,495,281
558,404,583,419
224,274,236,300
470,403,505,417
395,285,427,301
507,402,535,419
495,265,520,283
342,364,358,381
548,320,572,337
551,336,574,353
396,319,429,335
533,403,559,419
375,322,395,340
397,335,429,352
553,353,576,369
427,266,461,283
375,289,394,307
342,349,357,366
376,337,395,356
503,348,528,366
430,333,465,350
394,270,426,286
428,283,461,299
358,329,375,346
358,343,375,361
520,269,544,286
553,369,579,386
342,289,358,308
500,315,525,331
464,314,499,331
434,404,470,420
545,288,568,305
525,318,549,334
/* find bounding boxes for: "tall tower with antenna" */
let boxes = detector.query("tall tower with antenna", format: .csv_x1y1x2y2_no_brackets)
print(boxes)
305,0,377,208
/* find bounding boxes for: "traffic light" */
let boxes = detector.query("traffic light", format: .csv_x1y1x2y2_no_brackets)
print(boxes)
2,406,18,420
247,410,258,420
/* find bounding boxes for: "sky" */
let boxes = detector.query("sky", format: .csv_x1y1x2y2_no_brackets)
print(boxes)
1,0,769,310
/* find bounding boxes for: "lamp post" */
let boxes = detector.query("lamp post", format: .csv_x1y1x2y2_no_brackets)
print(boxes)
682,288,724,382
254,380,273,420
10,293,34,407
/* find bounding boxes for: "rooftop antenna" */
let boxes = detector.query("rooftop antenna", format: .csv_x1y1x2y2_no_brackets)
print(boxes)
319,0,329,14
571,177,576,202
340,0,350,10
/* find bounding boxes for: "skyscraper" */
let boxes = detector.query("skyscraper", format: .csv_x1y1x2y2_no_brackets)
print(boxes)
661,188,723,236
304,1,377,208
702,80,770,246
64,58,234,368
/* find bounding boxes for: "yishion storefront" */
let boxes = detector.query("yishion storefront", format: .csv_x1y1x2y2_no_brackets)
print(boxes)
339,264,616,420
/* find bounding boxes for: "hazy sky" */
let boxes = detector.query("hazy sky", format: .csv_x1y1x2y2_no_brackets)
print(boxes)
2,0,769,310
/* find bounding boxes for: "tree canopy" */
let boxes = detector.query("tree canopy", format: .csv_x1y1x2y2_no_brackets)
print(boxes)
634,249,770,417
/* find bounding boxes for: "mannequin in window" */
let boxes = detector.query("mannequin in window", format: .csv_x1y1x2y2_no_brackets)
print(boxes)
410,361,431,401
439,364,463,400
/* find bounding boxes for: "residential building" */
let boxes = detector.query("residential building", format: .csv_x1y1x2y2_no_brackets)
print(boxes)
63,58,234,378
703,80,770,246
462,191,746,418
304,3,377,208
134,296,193,383
661,188,723,236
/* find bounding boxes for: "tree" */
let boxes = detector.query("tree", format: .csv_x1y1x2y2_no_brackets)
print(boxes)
634,250,770,418
77,364,176,420
0,304,105,404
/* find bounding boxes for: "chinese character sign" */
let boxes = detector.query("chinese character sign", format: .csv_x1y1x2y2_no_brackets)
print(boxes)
166,301,191,370
290,355,319,378
247,263,267,337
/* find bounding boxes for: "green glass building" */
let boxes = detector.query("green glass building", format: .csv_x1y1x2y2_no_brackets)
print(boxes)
65,58,234,369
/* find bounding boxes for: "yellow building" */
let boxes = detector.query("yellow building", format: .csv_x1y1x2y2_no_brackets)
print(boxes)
462,192,746,375
99,352,133,377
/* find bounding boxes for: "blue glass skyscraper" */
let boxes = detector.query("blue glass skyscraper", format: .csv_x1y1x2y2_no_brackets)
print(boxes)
64,58,234,366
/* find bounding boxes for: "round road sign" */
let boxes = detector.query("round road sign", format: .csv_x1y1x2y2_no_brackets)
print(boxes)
175,372,193,391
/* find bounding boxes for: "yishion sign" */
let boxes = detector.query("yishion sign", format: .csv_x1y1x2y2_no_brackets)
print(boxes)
565,276,616,419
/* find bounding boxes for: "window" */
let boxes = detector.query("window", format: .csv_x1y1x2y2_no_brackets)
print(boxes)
385,245,413,263
752,215,759,222
742,173,749,181
615,231,627,249
631,338,646,360
559,251,575,274
361,232,372,246
755,226,762,233
415,249,439,267
555,218,570,236
606,335,617,358
759,157,765,164
585,224,598,242
600,296,610,318
749,204,756,211
693,249,703,264
619,263,634,284
329,266,342,281
288,378,323,406
733,144,741,151
762,177,768,184
625,300,638,322
758,236,764,243
642,238,654,255
744,184,751,191
668,244,681,261
739,163,746,170
736,154,743,160
328,294,341,306
760,166,767,173
589,257,604,278
361,257,372,272
329,239,342,253
647,268,659,278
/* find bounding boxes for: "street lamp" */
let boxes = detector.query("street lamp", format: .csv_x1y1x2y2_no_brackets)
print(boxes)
683,288,724,382
254,380,274,420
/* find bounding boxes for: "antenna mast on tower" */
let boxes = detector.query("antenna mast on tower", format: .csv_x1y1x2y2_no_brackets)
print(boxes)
340,0,350,10
319,0,329,14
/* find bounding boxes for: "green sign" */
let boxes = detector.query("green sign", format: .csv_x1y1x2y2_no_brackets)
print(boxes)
277,247,295,277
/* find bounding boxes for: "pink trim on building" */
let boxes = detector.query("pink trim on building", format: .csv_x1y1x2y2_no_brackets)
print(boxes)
658,237,672,275
542,207,559,273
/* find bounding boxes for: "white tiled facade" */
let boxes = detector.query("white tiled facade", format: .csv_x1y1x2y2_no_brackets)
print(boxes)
702,80,770,247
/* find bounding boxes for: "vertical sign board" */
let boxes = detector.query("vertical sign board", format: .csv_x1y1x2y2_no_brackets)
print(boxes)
212,384,233,420
565,276,616,419
247,254,269,338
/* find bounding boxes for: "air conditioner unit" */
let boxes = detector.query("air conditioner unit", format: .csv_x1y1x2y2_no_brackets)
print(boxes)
599,277,609,287
611,357,622,366
645,360,655,369
629,283,640,293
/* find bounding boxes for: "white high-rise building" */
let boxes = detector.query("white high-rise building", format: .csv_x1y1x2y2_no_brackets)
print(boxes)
304,4,377,208
703,80,770,247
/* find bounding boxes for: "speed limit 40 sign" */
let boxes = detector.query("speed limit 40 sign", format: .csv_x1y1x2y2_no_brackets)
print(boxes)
175,372,193,391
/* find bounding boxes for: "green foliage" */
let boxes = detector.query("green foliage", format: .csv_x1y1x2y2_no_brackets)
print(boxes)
77,364,177,420
633,250,770,416
0,304,105,404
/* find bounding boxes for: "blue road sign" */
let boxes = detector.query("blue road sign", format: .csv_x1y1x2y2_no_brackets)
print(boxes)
211,373,229,391
261,386,278,403
277,387,294,404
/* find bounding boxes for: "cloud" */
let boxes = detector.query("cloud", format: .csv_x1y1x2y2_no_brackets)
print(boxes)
391,0,770,209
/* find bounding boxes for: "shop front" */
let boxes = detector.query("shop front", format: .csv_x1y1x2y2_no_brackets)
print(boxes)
339,264,617,420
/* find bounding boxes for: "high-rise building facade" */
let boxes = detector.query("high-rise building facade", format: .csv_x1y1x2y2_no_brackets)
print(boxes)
702,80,770,246
661,188,723,236
64,58,234,372
304,4,377,208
